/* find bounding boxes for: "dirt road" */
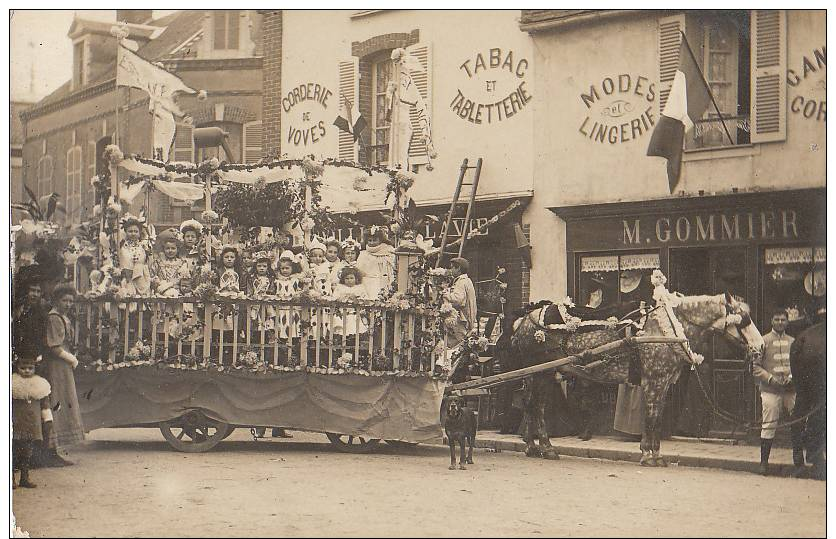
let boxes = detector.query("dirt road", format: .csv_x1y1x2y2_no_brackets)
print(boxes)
12,428,826,537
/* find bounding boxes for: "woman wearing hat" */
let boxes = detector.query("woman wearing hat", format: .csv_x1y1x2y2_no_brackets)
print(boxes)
356,226,396,300
12,265,49,364
41,283,85,466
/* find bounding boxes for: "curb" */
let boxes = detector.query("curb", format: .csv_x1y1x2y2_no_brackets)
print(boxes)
465,436,800,476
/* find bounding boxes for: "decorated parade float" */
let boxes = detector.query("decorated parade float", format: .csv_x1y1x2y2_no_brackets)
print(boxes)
13,146,499,453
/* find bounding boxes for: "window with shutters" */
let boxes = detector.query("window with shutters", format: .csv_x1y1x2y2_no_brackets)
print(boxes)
659,10,786,152
72,40,86,89
686,12,751,150
371,53,393,166
37,155,53,199
214,11,240,50
66,146,83,224
242,121,263,164
172,123,194,163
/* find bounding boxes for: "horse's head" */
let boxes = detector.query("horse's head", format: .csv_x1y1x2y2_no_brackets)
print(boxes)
672,292,765,354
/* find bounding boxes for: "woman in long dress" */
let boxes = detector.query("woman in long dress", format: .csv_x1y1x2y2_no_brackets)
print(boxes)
42,283,85,465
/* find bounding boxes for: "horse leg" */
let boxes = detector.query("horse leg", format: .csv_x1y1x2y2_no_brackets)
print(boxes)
536,375,560,460
522,377,540,458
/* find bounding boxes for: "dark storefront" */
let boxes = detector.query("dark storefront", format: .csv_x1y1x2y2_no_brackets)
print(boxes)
552,188,825,438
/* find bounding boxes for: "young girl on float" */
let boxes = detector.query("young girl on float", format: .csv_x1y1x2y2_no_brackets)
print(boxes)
306,238,333,298
247,251,276,333
274,250,303,341
150,229,187,298
118,214,152,297
331,266,369,340
356,226,396,301
212,245,244,362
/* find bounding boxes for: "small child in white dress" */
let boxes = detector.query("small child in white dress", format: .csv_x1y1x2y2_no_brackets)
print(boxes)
331,266,369,338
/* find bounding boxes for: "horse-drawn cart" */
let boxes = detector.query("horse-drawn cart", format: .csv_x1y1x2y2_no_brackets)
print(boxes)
74,295,448,454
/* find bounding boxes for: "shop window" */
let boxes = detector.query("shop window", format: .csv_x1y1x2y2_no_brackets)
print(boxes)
37,154,53,198
659,11,786,151
213,11,240,50
371,54,393,166
578,252,660,308
762,246,826,334
65,146,83,224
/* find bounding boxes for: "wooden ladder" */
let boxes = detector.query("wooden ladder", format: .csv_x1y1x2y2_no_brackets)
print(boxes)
434,157,484,268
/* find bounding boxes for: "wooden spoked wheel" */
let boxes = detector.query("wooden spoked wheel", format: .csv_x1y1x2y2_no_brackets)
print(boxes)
159,412,232,453
326,432,381,453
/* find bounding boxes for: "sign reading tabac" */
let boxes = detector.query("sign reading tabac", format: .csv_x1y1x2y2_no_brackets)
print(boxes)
578,74,657,144
450,48,533,124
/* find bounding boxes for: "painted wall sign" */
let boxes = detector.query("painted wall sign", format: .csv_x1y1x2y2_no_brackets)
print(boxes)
450,48,533,124
283,82,334,146
787,46,826,122
578,74,657,144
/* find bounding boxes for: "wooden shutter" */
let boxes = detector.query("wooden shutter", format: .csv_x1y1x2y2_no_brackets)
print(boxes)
405,42,433,165
242,121,263,164
750,10,787,143
337,57,359,161
658,14,685,113
172,122,194,163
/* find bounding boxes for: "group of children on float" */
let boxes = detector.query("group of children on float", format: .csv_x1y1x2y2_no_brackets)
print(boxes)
113,213,396,342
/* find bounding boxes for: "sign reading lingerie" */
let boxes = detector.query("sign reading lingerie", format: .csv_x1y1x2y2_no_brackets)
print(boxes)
115,41,200,162
387,48,437,171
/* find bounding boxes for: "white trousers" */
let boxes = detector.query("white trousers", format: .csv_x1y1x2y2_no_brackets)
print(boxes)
760,391,796,440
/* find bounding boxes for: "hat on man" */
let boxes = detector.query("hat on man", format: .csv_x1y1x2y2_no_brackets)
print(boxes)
450,257,469,273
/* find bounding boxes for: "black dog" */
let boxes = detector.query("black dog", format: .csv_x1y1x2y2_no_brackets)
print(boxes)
444,397,476,470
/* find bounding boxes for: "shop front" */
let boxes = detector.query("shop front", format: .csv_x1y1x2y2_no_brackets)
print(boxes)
551,187,825,438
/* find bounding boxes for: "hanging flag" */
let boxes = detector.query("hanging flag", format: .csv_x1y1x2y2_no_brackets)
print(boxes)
333,94,367,143
646,33,712,193
116,43,198,162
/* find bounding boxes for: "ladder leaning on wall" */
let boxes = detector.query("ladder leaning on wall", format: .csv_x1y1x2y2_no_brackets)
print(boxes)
434,157,483,268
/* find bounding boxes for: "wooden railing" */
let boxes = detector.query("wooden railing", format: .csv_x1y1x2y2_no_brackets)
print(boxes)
74,297,443,374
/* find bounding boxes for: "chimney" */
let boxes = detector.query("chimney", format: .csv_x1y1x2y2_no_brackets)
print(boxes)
116,10,153,25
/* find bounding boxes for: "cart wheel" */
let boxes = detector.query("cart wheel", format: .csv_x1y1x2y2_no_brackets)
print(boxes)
159,412,232,453
384,440,419,450
326,433,381,454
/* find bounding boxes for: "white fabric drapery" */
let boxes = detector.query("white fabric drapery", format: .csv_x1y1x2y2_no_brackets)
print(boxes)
765,247,826,265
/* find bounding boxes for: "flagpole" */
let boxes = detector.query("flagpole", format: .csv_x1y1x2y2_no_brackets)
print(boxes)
679,30,735,146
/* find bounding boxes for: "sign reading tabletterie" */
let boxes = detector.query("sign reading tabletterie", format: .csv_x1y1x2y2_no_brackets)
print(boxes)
450,48,533,124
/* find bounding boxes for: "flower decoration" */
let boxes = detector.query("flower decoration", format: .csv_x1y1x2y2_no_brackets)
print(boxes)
301,157,324,179
201,209,219,222
651,269,668,288
560,296,576,308
534,330,546,343
725,313,743,326
197,89,208,101
106,198,123,217
103,144,124,165
352,175,369,191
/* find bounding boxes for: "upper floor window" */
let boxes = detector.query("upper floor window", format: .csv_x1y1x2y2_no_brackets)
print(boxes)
66,146,83,224
687,12,751,150
73,41,86,89
214,11,240,50
37,155,53,198
371,54,393,166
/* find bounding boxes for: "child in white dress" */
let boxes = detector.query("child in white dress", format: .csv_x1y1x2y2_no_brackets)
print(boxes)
332,267,369,338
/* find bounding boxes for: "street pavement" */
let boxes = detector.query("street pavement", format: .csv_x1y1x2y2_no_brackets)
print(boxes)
12,429,826,538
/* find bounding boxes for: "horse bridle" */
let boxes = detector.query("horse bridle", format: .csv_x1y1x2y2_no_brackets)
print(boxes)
674,303,756,351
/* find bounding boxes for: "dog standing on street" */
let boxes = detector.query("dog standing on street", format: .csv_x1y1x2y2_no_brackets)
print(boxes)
444,396,476,470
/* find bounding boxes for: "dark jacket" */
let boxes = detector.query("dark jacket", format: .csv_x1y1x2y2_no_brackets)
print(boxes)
12,299,48,359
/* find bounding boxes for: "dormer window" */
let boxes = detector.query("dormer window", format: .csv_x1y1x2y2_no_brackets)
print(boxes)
214,11,240,50
73,40,86,88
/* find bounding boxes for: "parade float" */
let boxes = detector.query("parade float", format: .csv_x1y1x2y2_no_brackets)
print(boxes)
15,143,495,453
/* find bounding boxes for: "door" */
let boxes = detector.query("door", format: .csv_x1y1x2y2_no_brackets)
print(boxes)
668,247,749,437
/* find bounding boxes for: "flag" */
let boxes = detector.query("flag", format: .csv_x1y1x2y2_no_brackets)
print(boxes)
117,44,197,161
333,94,367,142
647,33,712,193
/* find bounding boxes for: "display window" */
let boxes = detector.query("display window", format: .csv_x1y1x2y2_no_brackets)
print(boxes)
577,252,660,308
761,246,826,334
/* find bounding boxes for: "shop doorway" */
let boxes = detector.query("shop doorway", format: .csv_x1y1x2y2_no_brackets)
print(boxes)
667,247,751,437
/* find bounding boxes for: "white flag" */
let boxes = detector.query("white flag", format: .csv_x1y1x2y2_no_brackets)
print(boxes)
117,44,196,161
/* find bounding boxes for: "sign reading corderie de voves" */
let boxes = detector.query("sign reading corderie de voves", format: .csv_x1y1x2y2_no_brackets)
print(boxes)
450,48,533,124
283,82,334,147
578,74,657,144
